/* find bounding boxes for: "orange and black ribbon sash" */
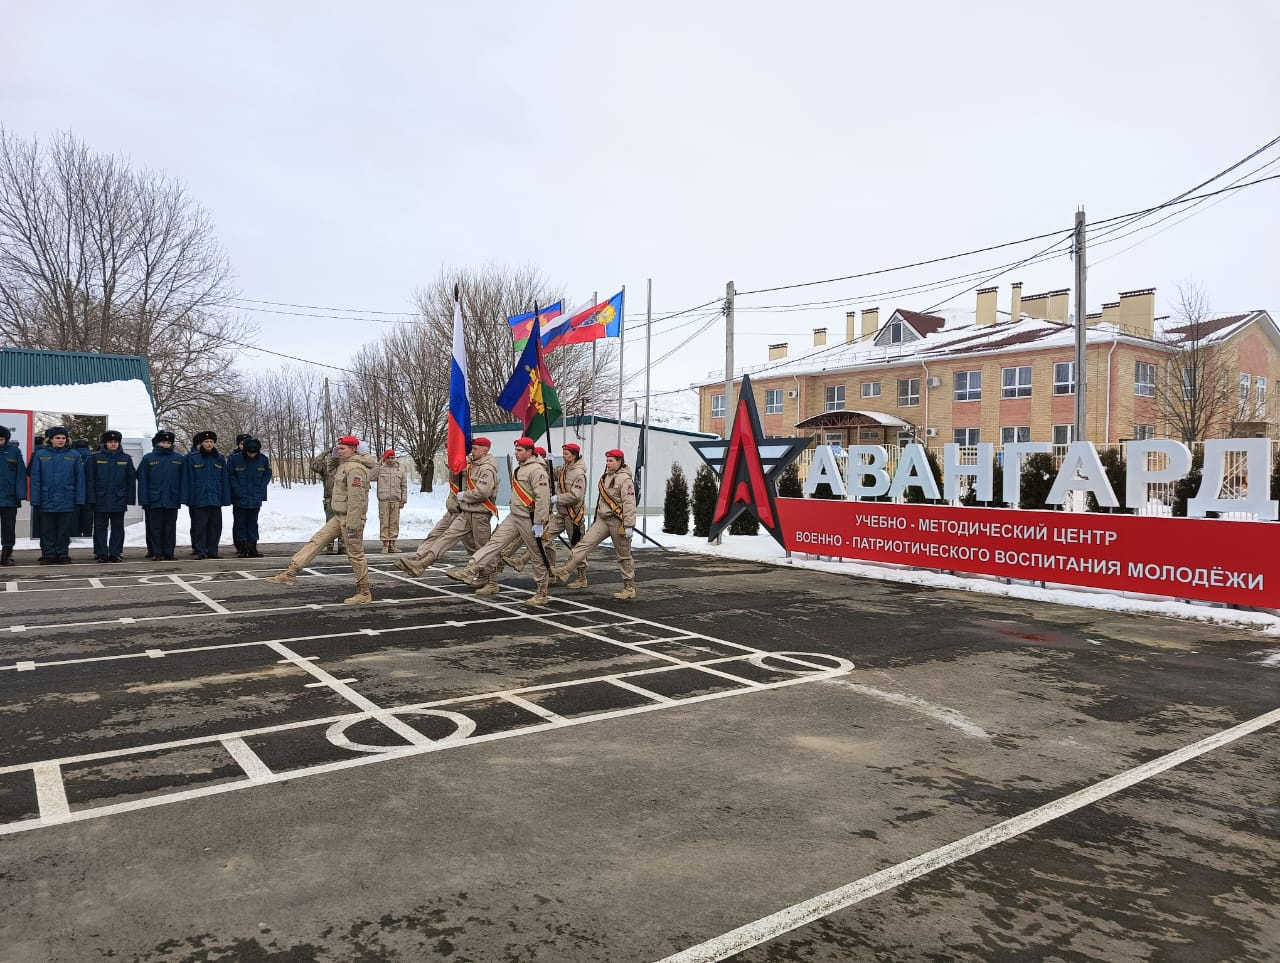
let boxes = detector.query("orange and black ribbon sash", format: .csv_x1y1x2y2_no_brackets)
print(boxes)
511,471,535,510
558,466,585,524
597,476,624,518
465,469,499,515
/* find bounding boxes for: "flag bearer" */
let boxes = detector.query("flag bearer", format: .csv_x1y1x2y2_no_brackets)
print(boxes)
552,448,637,599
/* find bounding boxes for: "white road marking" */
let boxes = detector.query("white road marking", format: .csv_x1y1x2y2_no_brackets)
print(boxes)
9,626,26,633
166,573,230,614
145,649,165,659
655,704,1280,963
222,737,273,782
822,680,991,739
608,678,675,703
16,661,35,671
304,678,358,688
31,763,70,821
4,580,16,592
503,694,568,723
87,577,104,589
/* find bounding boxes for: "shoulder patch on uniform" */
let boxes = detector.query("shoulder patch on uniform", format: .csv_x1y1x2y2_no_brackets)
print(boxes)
352,477,362,486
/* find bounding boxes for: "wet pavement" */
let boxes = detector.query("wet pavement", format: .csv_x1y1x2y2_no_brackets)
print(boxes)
1,542,1277,961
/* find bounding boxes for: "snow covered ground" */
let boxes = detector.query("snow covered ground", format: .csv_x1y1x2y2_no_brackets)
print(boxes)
13,481,1280,641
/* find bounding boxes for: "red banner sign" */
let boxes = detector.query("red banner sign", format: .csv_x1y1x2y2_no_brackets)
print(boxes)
777,498,1279,608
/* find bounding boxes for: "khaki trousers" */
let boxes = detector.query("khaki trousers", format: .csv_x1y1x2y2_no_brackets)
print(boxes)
561,516,634,581
472,512,548,590
378,501,401,541
289,515,368,585
542,509,585,577
413,508,490,562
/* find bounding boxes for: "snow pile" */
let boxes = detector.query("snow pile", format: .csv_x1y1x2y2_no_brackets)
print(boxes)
5,379,157,438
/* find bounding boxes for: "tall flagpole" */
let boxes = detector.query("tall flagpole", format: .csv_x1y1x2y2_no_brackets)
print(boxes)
587,292,598,515
642,278,652,535
616,285,626,447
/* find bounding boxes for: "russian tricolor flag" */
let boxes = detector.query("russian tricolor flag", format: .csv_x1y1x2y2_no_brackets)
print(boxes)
446,287,471,474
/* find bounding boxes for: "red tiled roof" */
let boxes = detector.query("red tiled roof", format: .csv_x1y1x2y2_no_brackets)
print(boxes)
1164,314,1249,342
896,309,945,336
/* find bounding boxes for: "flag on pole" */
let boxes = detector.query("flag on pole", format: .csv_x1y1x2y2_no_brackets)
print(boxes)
540,300,592,353
507,301,564,351
446,286,472,474
498,306,563,443
561,290,624,346
634,420,647,502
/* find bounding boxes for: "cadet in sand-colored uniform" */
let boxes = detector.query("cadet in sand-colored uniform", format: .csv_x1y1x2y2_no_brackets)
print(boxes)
507,441,588,587
552,448,637,600
371,448,407,553
394,437,498,582
266,435,376,603
309,448,344,554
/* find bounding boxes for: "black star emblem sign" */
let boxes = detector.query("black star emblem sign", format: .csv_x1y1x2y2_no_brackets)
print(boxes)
691,374,813,547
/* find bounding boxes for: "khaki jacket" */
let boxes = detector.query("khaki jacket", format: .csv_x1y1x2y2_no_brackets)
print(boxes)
597,465,637,527
309,453,339,498
372,459,407,503
511,458,550,524
458,451,498,515
555,460,589,518
332,453,377,530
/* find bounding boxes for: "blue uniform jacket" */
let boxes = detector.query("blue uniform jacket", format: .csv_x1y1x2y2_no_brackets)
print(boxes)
29,447,86,512
86,448,138,512
228,451,272,508
184,448,231,507
0,442,25,507
137,448,186,509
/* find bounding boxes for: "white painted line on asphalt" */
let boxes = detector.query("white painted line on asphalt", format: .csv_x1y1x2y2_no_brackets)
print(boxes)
87,577,104,589
31,763,70,822
120,617,136,624
16,661,35,671
655,704,1280,963
9,626,26,633
360,628,380,636
503,693,567,723
4,580,15,591
608,678,675,703
305,678,358,688
167,573,231,614
145,649,165,659
222,737,273,782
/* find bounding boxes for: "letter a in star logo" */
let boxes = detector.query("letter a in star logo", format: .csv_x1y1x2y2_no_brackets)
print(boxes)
691,374,813,547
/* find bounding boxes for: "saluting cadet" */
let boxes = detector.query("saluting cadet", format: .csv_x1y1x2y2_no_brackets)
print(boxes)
0,426,25,566
184,430,231,559
553,448,638,600
85,430,137,562
228,437,272,558
266,435,376,604
137,430,184,561
395,437,498,580
371,448,407,553
447,436,552,606
29,426,85,564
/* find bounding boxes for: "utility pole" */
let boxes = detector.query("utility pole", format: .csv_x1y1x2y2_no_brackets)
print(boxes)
323,377,334,445
723,280,735,439
642,278,652,535
1073,208,1087,443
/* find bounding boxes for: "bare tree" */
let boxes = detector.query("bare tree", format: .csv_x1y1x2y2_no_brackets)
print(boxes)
0,129,254,431
1156,282,1236,443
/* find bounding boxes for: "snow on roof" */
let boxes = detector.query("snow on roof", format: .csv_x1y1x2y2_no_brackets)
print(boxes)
2,379,158,438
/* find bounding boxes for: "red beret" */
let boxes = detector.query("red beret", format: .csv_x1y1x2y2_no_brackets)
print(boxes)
534,447,546,456
515,437,536,449
606,449,624,459
338,435,360,447
383,449,395,458
562,443,581,454
471,437,491,448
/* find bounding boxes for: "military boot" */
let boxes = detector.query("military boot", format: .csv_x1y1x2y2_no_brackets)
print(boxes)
0,547,13,567
248,541,264,558
550,565,573,584
502,552,526,572
567,567,588,590
474,582,500,596
612,580,636,600
524,587,551,607
394,553,430,577
445,565,483,587
234,540,248,558
344,580,373,604
265,568,298,586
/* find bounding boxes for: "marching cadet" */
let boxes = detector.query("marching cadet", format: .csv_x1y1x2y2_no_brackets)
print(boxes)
371,448,407,553
0,426,24,566
552,448,637,600
309,446,343,554
184,430,231,559
507,441,587,586
228,437,272,558
137,430,184,561
446,436,551,606
266,435,376,604
394,437,498,582
29,426,85,564
85,430,136,562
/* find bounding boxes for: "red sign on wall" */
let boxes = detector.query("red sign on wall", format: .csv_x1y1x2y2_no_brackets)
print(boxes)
777,498,1280,608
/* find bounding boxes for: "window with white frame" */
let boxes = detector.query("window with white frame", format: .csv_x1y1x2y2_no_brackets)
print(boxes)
1053,362,1075,395
764,388,783,414
1001,366,1032,398
1001,426,1031,445
861,381,881,398
824,384,845,411
954,370,982,402
1257,376,1267,417
953,428,980,446
1133,424,1156,440
824,431,843,449
1135,361,1156,397
711,394,725,418
1052,424,1075,446
897,377,920,406
896,430,914,447
888,321,904,344
1240,373,1251,413
1181,367,1195,401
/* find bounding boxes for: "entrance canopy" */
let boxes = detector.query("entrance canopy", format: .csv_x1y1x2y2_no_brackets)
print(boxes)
795,409,913,431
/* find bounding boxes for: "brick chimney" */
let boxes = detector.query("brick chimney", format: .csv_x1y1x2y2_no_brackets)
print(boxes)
813,327,827,346
1118,288,1156,339
768,342,789,361
1020,290,1050,319
1046,289,1070,322
976,286,998,326
1101,301,1120,326
845,310,857,344
1010,281,1023,323
861,307,879,341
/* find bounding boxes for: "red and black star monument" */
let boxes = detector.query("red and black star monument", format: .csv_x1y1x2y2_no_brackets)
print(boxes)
692,374,813,547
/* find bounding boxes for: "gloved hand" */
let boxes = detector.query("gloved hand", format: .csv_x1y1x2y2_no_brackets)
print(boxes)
457,490,474,503
549,494,558,505
532,523,545,538
625,527,635,540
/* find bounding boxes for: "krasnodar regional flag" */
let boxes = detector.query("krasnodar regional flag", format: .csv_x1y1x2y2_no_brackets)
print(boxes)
446,286,472,474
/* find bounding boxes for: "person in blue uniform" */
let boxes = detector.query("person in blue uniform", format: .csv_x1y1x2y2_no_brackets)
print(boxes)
0,426,25,566
28,426,85,564
228,437,272,557
85,430,137,562
184,430,231,559
137,430,184,561
72,437,95,537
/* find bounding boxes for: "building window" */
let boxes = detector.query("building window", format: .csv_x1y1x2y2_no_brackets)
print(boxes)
897,430,914,447
824,384,845,411
1053,362,1075,395
888,321,904,344
1052,424,1075,446
711,394,725,419
764,389,783,414
1001,366,1032,399
1001,426,1031,445
953,428,980,446
1181,368,1195,401
824,431,843,449
1135,362,1156,397
1134,424,1156,440
1257,376,1267,418
954,370,982,402
897,377,920,407
861,381,881,398
859,428,881,441
1240,373,1251,413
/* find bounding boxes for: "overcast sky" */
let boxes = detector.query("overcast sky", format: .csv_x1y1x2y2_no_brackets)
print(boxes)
3,1,1278,419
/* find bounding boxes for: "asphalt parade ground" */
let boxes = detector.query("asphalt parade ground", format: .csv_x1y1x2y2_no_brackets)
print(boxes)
1,542,1278,961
